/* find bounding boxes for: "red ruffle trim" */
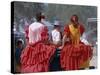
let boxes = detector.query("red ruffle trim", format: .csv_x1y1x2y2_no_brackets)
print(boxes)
60,44,92,70
20,43,55,73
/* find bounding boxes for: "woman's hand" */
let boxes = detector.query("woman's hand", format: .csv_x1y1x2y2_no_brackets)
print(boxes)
58,35,66,49
58,46,64,49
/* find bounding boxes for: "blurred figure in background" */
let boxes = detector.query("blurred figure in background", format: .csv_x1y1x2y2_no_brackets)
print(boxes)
49,20,62,71
51,20,62,46
15,39,23,73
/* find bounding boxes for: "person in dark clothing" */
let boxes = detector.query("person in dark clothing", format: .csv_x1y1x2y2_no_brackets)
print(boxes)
49,20,62,71
15,39,23,73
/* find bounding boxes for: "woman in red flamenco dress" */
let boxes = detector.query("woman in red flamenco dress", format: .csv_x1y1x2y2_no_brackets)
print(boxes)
59,15,93,70
20,13,55,73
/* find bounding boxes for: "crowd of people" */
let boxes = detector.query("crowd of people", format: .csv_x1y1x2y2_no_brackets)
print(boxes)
14,12,94,73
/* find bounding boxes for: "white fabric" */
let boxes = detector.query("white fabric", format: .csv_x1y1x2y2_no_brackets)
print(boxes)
28,22,44,44
90,45,97,68
51,29,61,44
80,33,90,45
80,38,90,45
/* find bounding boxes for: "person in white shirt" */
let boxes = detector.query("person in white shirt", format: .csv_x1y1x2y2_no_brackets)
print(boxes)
20,12,55,73
49,20,62,71
51,20,62,46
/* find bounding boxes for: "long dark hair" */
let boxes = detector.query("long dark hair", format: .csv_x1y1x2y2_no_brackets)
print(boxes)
70,15,79,23
35,12,42,22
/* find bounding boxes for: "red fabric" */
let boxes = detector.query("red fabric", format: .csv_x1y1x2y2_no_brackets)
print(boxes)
21,43,55,73
60,24,92,70
21,25,55,73
41,26,49,41
79,24,85,35
60,44,92,70
64,25,70,36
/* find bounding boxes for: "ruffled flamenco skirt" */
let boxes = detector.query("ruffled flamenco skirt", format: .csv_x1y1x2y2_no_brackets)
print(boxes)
20,42,55,73
60,43,92,70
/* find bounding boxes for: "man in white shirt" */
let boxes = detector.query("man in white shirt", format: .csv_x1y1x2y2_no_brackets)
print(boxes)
51,20,62,46
49,20,62,71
